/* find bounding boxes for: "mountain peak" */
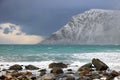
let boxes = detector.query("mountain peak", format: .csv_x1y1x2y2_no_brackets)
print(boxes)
41,9,120,45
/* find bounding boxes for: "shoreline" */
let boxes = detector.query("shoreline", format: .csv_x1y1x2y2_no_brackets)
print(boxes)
0,59,120,80
0,61,120,70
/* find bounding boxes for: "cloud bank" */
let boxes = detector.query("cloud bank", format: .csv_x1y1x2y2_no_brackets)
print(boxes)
0,23,44,44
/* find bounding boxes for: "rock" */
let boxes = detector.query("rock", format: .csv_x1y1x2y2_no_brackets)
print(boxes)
0,64,4,66
39,69,46,76
78,67,92,72
41,73,56,80
17,75,31,80
56,74,75,80
49,62,67,68
39,69,46,72
29,75,37,80
0,75,6,80
2,69,10,73
12,72,32,77
50,67,64,74
0,74,12,80
78,67,92,76
25,65,39,70
92,58,109,71
9,64,22,70
66,71,74,74
106,76,114,80
77,76,93,80
60,76,75,80
40,72,46,76
114,76,120,80
67,69,72,71
10,71,36,80
111,70,119,77
81,63,93,68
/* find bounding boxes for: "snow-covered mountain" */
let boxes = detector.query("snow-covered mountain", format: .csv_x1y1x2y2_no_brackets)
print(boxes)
41,9,120,45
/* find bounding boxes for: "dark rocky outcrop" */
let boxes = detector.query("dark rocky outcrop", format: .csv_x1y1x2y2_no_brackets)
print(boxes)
92,58,109,71
50,67,64,74
25,65,39,70
49,62,67,68
9,64,22,70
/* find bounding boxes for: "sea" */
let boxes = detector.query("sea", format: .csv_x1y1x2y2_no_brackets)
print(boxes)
0,45,120,70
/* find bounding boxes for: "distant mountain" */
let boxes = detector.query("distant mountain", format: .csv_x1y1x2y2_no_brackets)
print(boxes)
41,9,120,45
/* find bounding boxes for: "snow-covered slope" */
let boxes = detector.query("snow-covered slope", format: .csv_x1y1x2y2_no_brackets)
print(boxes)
41,9,120,45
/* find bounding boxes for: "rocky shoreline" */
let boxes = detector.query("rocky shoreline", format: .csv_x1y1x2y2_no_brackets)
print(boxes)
0,58,120,80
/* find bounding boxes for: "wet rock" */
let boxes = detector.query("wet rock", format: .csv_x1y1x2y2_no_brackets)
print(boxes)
0,74,12,80
29,75,37,80
106,76,114,80
41,73,56,80
0,64,4,66
92,58,109,71
50,67,64,74
17,75,31,80
114,76,120,80
25,65,39,70
78,67,92,77
78,67,91,72
39,69,46,76
56,74,75,80
77,76,93,80
66,71,74,74
111,70,119,77
39,69,46,72
49,62,67,68
67,69,72,71
12,72,32,77
81,63,93,68
60,76,75,80
2,69,8,71
9,64,22,70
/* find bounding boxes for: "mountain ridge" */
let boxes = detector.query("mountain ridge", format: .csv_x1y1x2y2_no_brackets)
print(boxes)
41,9,120,45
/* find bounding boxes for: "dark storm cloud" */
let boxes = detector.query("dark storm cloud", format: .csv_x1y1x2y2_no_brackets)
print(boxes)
0,0,119,36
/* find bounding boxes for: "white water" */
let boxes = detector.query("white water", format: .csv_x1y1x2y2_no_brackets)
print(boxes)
0,52,120,71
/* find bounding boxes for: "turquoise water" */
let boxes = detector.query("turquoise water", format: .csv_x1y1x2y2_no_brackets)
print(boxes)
0,45,120,62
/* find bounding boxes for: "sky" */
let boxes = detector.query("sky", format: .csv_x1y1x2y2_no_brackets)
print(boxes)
0,0,120,44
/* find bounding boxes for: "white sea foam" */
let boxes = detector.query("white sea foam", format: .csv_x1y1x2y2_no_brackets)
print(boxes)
71,52,120,70
0,52,120,71
72,52,120,62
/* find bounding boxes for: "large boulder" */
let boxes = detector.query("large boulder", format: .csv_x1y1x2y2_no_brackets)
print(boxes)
9,64,22,70
92,58,109,71
49,62,67,68
50,67,64,74
25,65,39,70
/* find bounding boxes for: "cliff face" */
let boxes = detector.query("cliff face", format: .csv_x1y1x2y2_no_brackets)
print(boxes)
41,9,120,45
